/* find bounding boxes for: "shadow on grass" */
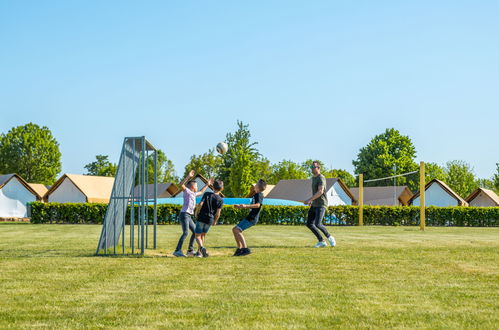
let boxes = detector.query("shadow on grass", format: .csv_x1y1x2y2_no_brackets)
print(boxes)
211,245,311,249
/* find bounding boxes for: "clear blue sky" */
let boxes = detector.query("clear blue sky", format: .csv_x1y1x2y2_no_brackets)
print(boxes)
1,1,498,179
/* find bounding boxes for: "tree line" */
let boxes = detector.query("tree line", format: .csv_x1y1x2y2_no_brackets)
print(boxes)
1,122,498,198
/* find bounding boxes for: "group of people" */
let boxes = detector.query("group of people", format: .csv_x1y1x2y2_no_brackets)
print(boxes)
172,161,336,258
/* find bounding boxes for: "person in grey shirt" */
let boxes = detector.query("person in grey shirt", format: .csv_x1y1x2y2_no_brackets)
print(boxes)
303,161,336,248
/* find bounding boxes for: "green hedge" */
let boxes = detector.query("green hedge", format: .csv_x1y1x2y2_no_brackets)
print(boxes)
29,202,499,227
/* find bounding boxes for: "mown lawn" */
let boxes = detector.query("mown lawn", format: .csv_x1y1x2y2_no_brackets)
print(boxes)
0,223,498,329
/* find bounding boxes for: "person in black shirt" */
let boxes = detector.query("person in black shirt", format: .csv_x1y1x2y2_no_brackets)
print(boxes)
232,179,267,256
194,180,224,258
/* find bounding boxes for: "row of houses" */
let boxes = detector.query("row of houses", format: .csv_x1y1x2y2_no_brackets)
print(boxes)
1,173,498,218
0,173,218,218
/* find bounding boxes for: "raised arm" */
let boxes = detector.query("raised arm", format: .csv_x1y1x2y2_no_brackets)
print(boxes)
196,178,214,197
179,170,195,191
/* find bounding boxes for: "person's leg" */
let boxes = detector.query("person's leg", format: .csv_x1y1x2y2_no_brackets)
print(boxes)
232,226,243,248
175,213,189,253
306,207,324,242
314,207,331,238
187,215,196,252
194,222,204,252
233,227,247,248
200,232,209,257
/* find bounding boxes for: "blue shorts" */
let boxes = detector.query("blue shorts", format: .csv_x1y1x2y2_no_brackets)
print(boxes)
235,219,256,231
195,221,211,234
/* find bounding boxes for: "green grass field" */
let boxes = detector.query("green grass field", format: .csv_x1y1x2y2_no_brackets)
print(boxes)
0,224,498,329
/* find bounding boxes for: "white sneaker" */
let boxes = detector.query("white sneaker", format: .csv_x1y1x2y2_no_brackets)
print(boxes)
314,241,327,248
327,236,336,247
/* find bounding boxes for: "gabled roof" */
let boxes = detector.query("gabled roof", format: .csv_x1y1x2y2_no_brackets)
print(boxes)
465,188,499,206
246,184,275,198
45,174,115,203
28,183,50,199
0,173,41,199
349,186,413,206
172,173,225,198
133,183,179,199
266,178,356,204
409,179,468,206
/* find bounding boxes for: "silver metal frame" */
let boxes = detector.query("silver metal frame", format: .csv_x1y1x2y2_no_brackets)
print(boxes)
95,136,158,256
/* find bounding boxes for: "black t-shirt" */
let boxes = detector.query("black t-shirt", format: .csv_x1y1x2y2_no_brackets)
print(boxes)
247,192,263,223
198,192,224,225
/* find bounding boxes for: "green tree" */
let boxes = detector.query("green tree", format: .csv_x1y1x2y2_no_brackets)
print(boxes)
84,155,117,177
253,157,273,182
352,128,418,190
324,169,356,187
148,149,178,183
475,178,494,190
183,149,223,179
425,162,447,183
269,160,309,184
220,121,259,197
444,160,476,197
0,123,61,185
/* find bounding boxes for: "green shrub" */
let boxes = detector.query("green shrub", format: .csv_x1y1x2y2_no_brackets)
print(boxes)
29,202,499,227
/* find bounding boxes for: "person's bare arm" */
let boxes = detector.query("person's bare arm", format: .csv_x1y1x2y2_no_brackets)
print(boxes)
196,178,214,197
213,208,222,225
195,201,204,218
179,170,196,191
304,184,325,205
234,203,261,209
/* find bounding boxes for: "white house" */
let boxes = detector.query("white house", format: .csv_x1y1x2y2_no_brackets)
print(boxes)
266,178,356,205
465,188,499,207
45,174,115,203
410,179,468,207
0,174,42,218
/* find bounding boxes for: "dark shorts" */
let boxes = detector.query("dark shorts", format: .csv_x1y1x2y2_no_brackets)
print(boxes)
235,218,256,231
195,221,211,234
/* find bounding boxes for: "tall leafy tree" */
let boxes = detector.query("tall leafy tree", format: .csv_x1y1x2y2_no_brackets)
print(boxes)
269,160,309,184
253,157,273,182
352,128,418,190
444,160,476,197
148,149,178,183
220,121,259,197
475,178,494,191
424,162,447,183
324,169,356,187
0,123,61,185
183,149,223,179
84,155,117,177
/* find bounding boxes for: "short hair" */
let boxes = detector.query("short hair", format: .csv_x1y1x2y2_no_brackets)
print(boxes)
213,180,224,192
187,180,197,188
257,179,267,191
312,161,321,169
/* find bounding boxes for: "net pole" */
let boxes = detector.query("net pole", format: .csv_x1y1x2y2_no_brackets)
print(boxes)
153,150,157,249
122,142,126,254
141,137,146,255
359,174,364,226
131,139,136,254
145,150,149,249
419,161,426,231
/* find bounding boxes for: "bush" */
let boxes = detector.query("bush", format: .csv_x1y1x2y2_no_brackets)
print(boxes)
29,202,499,227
